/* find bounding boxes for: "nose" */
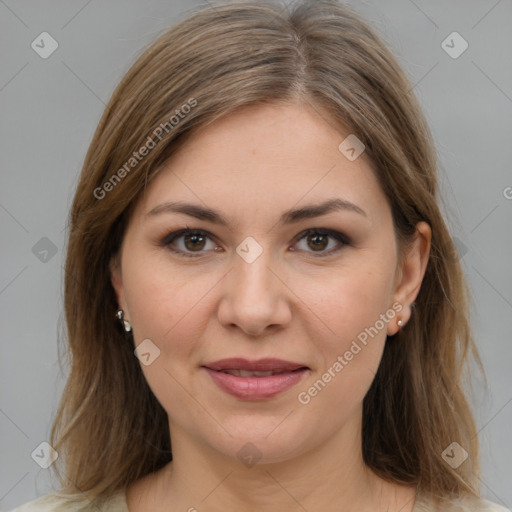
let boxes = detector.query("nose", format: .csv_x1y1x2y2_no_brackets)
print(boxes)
216,249,292,337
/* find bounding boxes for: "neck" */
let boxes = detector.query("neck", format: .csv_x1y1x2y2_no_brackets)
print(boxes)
140,411,416,512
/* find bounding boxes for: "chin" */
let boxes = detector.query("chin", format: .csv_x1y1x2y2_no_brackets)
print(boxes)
202,416,316,466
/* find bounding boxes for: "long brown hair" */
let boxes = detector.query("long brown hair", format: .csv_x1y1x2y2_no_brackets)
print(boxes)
50,0,485,508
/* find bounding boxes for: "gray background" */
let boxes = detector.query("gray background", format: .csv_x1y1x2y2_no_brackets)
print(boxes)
1,0,511,510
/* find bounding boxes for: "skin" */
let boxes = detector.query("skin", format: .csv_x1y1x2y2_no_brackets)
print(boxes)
111,101,431,512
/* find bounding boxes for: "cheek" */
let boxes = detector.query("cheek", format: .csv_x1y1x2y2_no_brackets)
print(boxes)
296,257,395,397
304,258,395,341
122,260,211,419
123,248,195,334
296,281,389,419
122,254,222,370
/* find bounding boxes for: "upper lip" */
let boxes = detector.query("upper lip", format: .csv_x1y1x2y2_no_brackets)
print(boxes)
202,358,308,372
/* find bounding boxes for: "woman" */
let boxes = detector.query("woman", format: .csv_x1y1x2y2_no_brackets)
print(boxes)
11,1,509,511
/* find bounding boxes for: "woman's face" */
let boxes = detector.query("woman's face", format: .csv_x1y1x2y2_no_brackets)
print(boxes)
111,101,427,466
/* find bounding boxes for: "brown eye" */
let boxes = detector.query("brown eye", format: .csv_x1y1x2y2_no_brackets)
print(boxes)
183,233,207,251
292,228,350,257
162,229,217,257
306,233,329,251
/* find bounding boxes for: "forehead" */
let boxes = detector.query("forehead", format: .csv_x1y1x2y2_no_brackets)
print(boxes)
133,102,389,228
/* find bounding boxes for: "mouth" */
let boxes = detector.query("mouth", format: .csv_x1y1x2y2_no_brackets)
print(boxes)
203,357,308,373
201,358,310,400
215,369,303,377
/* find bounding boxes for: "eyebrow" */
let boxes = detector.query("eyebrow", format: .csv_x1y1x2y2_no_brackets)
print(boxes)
146,198,367,226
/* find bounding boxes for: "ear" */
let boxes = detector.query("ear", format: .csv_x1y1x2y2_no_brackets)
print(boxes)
110,253,127,312
387,221,431,335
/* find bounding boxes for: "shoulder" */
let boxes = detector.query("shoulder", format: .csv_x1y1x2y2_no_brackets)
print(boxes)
413,494,510,512
8,489,129,512
480,500,511,512
8,494,63,512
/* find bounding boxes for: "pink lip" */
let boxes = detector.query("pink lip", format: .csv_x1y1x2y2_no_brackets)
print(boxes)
202,358,309,400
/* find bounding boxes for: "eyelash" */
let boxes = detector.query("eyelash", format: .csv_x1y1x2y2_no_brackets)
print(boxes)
160,227,351,258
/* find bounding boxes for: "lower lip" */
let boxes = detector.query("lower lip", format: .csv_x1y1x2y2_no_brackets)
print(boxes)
203,367,308,400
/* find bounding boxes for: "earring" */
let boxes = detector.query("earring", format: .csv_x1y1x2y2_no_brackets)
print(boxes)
116,309,132,333
397,319,404,328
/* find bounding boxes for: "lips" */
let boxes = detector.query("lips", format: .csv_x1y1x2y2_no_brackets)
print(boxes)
202,358,309,400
